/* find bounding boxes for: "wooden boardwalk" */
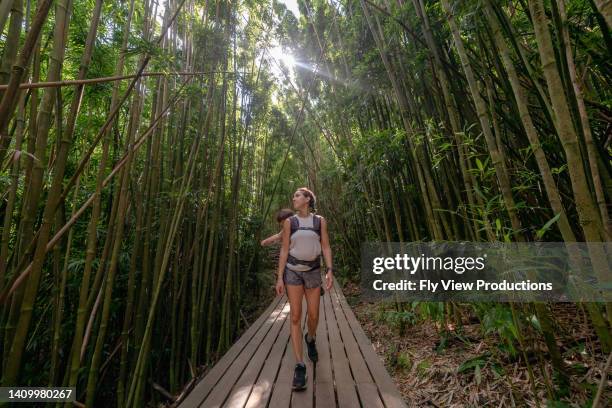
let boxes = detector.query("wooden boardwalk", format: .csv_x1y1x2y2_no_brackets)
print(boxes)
178,281,406,408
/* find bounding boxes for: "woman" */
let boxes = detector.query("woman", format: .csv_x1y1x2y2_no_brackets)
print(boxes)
275,187,333,391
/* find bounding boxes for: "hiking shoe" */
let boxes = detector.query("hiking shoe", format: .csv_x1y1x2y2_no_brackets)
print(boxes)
292,362,307,390
305,333,318,363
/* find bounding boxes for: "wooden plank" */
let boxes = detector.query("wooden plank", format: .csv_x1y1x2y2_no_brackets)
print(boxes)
178,295,285,408
243,314,290,408
330,285,384,408
323,288,360,408
315,291,336,408
292,297,313,408
199,297,288,407
333,281,407,408
222,300,291,407
267,319,295,408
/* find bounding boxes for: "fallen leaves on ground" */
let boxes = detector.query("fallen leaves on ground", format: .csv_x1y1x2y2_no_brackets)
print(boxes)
343,281,610,407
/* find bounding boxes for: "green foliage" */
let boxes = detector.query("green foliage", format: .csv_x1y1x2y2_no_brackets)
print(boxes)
472,304,519,357
414,301,446,323
457,352,491,385
416,359,431,378
396,352,412,371
377,309,416,334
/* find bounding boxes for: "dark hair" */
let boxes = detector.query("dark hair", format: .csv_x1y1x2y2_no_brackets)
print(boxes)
297,187,316,212
276,208,294,223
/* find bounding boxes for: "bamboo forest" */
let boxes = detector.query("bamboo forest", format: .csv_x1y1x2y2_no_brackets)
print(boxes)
0,0,610,406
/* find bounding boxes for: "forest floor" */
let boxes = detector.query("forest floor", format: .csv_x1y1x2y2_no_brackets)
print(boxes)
342,281,610,407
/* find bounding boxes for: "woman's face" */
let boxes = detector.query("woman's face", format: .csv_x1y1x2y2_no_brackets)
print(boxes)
292,190,309,210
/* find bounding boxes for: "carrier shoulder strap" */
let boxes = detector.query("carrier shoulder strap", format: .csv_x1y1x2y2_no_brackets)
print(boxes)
289,215,299,236
289,214,321,238
313,215,321,238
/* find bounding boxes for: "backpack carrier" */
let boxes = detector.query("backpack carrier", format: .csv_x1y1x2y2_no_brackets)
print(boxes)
287,214,321,271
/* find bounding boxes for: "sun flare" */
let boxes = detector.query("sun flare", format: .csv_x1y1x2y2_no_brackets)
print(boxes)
269,46,296,68
280,52,296,67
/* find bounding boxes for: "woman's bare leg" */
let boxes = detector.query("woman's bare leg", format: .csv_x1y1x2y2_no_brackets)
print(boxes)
304,286,321,339
287,284,305,363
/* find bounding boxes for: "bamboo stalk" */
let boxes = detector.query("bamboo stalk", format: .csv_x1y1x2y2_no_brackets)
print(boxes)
0,71,234,90
0,0,54,164
1,0,73,386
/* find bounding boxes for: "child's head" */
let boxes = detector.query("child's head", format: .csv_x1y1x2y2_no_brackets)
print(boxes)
276,208,294,224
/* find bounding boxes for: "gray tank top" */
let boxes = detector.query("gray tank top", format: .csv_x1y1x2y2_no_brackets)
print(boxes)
287,214,321,271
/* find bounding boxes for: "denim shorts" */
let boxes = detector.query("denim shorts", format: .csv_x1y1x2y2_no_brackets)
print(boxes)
283,266,322,289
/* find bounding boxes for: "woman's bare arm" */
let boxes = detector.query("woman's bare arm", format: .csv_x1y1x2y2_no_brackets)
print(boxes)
320,217,332,271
